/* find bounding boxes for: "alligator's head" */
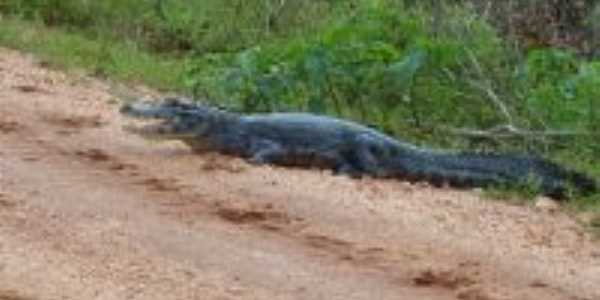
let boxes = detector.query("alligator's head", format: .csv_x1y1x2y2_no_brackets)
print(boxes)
120,97,230,143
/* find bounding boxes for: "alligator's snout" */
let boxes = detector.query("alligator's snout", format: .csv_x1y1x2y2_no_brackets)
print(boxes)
119,102,162,119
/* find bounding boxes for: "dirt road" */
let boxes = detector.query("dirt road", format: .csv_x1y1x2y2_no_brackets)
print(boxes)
0,48,599,300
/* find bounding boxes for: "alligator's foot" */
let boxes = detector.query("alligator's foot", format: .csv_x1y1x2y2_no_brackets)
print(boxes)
332,164,364,179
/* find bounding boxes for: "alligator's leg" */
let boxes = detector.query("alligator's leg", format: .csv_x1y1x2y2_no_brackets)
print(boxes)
332,163,364,179
247,140,287,165
312,150,364,178
351,134,387,177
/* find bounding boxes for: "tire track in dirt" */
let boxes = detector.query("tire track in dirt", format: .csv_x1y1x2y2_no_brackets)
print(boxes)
2,120,482,298
1,114,410,285
1,94,456,299
1,104,550,299
0,290,36,300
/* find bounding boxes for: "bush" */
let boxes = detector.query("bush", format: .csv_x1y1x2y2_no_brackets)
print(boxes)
186,3,515,143
184,1,599,162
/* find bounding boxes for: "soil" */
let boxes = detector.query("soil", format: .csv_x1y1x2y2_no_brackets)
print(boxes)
1,48,599,300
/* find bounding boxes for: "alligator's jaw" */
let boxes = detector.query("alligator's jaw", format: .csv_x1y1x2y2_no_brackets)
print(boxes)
122,121,197,141
121,100,199,141
120,102,175,119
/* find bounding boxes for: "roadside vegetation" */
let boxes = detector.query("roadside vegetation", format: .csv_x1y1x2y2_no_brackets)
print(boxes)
0,0,599,208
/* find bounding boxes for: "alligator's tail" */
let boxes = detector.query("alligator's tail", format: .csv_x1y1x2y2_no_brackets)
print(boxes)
385,150,597,200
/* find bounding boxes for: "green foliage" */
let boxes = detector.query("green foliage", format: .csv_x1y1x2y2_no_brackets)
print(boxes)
186,3,516,143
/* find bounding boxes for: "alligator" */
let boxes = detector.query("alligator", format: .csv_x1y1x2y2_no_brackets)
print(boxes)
120,97,597,200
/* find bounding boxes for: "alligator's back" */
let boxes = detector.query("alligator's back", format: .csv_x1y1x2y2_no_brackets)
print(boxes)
242,113,378,136
240,113,413,151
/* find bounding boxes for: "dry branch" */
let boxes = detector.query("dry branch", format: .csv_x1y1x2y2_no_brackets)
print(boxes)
443,124,595,139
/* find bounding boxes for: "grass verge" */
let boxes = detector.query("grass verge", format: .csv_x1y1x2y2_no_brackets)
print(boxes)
0,17,188,92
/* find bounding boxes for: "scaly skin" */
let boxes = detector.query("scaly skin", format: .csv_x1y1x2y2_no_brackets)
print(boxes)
120,97,412,177
120,97,597,199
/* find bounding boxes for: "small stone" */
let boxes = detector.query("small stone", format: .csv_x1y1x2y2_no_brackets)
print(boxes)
534,197,560,213
471,188,484,194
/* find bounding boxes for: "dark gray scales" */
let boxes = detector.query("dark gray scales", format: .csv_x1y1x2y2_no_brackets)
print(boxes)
120,97,597,200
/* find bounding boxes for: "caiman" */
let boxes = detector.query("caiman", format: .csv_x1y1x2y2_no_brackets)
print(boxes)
120,97,597,199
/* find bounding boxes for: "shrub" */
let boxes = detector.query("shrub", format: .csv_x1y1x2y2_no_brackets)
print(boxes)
186,3,514,143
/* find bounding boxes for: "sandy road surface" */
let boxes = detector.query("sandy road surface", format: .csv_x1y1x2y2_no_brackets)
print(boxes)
0,48,599,300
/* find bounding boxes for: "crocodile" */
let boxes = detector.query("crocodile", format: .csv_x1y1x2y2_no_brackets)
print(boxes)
120,97,597,199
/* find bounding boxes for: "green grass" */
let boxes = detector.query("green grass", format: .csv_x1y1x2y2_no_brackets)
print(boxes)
0,17,187,91
0,0,343,54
